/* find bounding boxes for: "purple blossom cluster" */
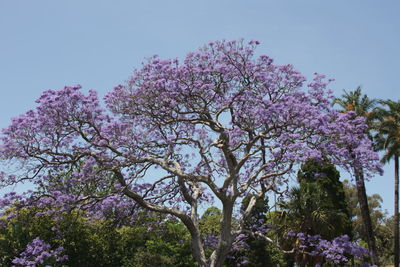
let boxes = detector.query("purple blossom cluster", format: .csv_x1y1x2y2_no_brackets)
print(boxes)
319,235,370,264
212,233,251,267
205,233,250,252
286,231,373,265
11,237,68,267
204,234,219,250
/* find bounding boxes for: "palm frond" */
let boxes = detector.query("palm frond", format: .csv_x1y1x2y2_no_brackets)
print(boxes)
374,99,400,163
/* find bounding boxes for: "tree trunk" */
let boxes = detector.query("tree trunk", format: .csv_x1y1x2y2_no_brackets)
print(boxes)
190,230,208,267
209,201,234,267
394,155,399,267
354,168,379,265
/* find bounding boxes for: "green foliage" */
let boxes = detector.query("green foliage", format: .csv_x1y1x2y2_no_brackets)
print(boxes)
374,99,400,267
199,206,222,237
199,203,286,267
226,238,286,267
343,180,394,265
241,195,284,267
119,218,194,267
228,196,286,267
374,100,400,162
129,248,174,267
280,159,352,240
0,208,194,267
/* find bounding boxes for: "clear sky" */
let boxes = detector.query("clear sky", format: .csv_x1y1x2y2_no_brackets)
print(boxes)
0,0,399,214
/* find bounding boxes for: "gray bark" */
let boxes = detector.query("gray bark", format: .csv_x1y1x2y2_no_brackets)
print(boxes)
354,168,379,265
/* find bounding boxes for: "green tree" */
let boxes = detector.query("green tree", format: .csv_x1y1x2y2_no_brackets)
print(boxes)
334,87,379,264
199,207,222,238
282,159,352,239
374,99,400,267
120,216,194,267
381,215,396,265
298,159,352,238
343,180,393,265
0,207,194,267
278,159,353,266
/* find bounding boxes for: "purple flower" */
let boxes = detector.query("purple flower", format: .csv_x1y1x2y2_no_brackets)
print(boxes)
287,232,371,265
12,237,68,267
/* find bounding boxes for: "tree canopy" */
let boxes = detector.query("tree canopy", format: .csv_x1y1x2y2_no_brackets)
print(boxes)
0,40,381,267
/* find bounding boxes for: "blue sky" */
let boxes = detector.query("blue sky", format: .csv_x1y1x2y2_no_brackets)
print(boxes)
0,0,399,214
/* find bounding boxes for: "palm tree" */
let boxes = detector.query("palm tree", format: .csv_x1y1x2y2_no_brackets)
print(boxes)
374,100,400,267
334,87,379,265
334,86,377,132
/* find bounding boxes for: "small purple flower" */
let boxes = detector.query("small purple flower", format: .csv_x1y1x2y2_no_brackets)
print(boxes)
12,237,68,266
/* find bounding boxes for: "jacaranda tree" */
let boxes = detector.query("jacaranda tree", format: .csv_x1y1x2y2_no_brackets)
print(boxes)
0,40,381,267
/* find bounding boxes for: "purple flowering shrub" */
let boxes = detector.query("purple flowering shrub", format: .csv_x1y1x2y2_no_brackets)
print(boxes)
11,237,68,267
286,231,374,266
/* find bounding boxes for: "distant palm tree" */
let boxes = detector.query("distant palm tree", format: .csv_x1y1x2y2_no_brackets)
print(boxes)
374,100,400,267
334,86,377,132
333,86,379,265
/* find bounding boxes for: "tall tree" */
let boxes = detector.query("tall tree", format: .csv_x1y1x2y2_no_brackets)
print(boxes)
296,159,352,239
275,159,358,266
334,87,377,131
343,180,394,265
374,100,400,267
280,160,351,239
334,87,379,264
0,40,381,267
